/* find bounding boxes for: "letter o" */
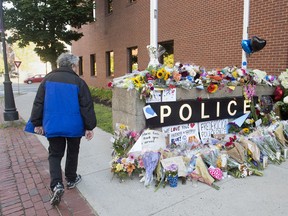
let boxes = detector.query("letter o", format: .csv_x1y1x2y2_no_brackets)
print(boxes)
179,104,192,121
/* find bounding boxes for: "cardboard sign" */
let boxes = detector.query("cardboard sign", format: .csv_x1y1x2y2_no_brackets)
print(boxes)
161,156,187,177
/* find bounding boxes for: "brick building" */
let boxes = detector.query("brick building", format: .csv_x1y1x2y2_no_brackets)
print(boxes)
72,0,288,88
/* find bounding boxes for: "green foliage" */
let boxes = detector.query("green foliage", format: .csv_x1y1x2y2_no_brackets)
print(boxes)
89,87,112,102
93,103,113,134
3,0,95,68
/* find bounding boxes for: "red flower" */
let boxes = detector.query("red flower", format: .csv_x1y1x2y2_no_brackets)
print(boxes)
207,83,218,93
108,81,113,88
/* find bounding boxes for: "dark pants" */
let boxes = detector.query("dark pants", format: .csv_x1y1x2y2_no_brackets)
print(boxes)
47,137,81,190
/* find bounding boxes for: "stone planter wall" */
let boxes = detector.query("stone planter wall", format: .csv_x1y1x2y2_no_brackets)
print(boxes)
112,86,275,132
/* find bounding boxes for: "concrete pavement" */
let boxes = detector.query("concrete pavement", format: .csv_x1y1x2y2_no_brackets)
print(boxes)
1,90,288,216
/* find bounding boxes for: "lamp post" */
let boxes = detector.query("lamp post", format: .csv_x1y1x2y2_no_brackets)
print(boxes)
0,0,19,121
148,0,159,67
241,0,250,69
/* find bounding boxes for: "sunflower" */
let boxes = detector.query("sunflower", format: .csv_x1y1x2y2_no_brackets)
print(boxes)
156,68,165,79
164,71,171,81
132,76,142,89
241,128,250,134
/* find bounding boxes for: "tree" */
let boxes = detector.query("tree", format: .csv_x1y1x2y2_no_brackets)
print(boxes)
3,0,95,69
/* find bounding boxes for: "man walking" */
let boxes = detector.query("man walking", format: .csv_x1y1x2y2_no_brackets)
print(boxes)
29,52,97,206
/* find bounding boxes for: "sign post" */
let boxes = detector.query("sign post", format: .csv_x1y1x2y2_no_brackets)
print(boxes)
14,60,21,94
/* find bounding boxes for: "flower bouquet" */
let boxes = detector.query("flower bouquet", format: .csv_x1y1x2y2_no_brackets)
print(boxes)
164,163,179,187
227,157,263,178
224,135,246,164
273,70,288,120
111,154,144,182
111,124,139,157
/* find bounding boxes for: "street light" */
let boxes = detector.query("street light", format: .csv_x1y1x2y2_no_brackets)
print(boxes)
0,0,19,121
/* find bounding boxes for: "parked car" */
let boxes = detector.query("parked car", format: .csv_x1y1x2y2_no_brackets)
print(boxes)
24,74,46,84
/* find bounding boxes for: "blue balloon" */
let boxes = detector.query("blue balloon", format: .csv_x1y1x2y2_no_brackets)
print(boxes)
241,39,252,54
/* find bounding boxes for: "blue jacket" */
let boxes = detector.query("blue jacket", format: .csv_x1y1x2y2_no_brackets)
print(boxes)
30,67,97,138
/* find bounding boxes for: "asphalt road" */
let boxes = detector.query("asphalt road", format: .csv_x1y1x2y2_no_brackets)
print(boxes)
0,77,40,97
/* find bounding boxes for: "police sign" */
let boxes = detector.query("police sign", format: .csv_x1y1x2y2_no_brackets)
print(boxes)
146,96,254,128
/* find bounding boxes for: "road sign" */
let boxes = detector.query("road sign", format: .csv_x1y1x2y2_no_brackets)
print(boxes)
14,60,22,68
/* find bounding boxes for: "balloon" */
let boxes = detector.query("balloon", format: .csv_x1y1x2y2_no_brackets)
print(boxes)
274,86,284,101
251,36,266,53
241,39,253,54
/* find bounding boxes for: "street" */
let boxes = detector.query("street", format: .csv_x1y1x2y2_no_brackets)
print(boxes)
0,76,40,96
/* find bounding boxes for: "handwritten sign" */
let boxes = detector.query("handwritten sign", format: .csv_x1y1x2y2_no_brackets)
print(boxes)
162,123,200,148
129,129,166,154
199,119,228,143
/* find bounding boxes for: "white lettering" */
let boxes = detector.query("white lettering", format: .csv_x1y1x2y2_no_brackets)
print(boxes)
160,105,171,123
227,100,237,116
216,101,220,117
243,100,250,113
179,104,192,121
201,103,210,119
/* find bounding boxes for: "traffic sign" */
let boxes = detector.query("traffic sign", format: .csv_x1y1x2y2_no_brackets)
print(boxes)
14,60,22,68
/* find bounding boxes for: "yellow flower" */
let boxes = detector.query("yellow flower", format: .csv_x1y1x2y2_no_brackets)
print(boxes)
132,77,142,89
119,124,127,130
242,128,250,134
232,71,238,78
151,69,156,77
156,68,165,79
164,71,171,81
115,163,124,172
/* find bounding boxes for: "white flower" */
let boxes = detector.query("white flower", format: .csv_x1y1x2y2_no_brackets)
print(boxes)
283,96,288,104
251,69,267,84
281,80,288,89
278,72,288,82
236,68,244,77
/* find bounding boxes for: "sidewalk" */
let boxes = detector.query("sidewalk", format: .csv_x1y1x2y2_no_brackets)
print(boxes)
0,98,97,215
1,92,288,216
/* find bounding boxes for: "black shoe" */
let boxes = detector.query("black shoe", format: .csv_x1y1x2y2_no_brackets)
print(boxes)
50,183,64,206
67,174,82,189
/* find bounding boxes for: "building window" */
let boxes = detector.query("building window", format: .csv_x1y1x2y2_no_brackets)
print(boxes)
90,54,97,76
79,56,83,76
159,40,174,67
106,51,114,77
107,0,113,14
128,47,138,73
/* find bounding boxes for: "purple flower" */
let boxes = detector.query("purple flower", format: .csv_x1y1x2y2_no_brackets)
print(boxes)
142,151,160,186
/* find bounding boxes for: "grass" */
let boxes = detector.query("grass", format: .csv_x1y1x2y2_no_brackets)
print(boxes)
94,103,113,134
89,87,112,103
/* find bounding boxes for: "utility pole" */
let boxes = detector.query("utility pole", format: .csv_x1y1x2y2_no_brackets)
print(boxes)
0,0,19,121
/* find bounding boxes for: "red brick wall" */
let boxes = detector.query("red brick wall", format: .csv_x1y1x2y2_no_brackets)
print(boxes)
72,0,288,88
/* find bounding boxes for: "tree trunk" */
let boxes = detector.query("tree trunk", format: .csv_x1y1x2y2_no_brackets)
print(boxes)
51,61,57,70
